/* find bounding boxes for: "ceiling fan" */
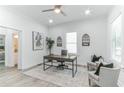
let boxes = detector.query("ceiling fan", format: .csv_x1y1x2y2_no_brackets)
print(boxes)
42,5,66,16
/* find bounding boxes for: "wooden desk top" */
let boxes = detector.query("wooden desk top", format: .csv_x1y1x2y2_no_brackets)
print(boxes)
44,54,77,62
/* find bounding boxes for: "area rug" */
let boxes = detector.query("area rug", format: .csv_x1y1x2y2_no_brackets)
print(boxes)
23,65,89,87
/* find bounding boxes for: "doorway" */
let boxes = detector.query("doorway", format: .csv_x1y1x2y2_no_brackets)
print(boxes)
0,26,22,70
12,31,22,69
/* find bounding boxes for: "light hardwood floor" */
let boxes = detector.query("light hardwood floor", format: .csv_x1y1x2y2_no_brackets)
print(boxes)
0,63,59,87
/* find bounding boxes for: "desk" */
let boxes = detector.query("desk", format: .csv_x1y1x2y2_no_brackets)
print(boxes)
43,55,77,77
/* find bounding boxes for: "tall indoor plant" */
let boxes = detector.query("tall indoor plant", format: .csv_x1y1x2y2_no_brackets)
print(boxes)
46,37,55,55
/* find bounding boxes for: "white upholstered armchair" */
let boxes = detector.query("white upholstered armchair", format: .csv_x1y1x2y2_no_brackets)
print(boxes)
87,55,104,71
88,67,120,87
87,61,100,71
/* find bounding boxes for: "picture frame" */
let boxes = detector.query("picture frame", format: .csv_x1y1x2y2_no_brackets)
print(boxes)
82,33,90,46
32,31,44,50
57,36,62,47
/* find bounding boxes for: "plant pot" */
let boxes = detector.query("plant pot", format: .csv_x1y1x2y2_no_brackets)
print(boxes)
49,49,52,55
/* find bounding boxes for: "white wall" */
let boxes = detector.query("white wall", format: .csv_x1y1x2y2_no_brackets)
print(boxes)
0,7,48,70
49,16,108,66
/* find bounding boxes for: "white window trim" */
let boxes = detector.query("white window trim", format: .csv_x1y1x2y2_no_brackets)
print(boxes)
66,32,77,54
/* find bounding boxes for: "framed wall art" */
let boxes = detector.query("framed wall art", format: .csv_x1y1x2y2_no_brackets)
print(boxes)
32,31,44,50
82,33,90,46
57,36,62,47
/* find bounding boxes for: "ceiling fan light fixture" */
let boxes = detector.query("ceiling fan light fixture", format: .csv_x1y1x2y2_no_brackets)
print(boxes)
54,8,61,14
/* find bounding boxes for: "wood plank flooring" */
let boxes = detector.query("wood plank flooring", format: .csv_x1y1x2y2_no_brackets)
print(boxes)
0,64,59,87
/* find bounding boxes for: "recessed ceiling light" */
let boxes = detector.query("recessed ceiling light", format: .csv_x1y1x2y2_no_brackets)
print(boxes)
49,19,53,23
85,9,91,15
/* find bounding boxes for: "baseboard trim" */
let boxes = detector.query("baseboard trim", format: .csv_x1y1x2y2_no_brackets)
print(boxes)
21,63,42,72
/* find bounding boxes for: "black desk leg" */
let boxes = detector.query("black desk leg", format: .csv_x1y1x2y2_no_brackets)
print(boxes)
76,57,77,73
72,61,74,77
43,58,45,71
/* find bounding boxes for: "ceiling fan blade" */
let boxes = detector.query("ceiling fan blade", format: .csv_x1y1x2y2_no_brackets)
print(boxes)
42,9,54,12
61,10,66,16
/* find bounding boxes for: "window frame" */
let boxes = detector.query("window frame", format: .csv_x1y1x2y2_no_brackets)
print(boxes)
66,32,77,54
111,14,122,62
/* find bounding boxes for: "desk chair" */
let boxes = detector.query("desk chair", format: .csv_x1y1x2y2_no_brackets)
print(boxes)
57,50,68,70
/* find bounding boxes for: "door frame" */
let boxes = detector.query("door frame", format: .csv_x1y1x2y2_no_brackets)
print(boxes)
0,25,22,69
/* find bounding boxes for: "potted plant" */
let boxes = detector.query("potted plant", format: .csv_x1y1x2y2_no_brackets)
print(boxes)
46,37,55,55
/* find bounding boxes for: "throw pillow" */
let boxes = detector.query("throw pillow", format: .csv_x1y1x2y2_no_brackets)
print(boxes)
91,55,97,62
91,55,103,62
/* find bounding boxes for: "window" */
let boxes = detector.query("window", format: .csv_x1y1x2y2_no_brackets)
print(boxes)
112,14,122,62
66,32,77,54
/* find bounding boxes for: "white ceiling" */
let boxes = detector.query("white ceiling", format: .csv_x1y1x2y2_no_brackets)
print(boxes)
6,5,114,26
